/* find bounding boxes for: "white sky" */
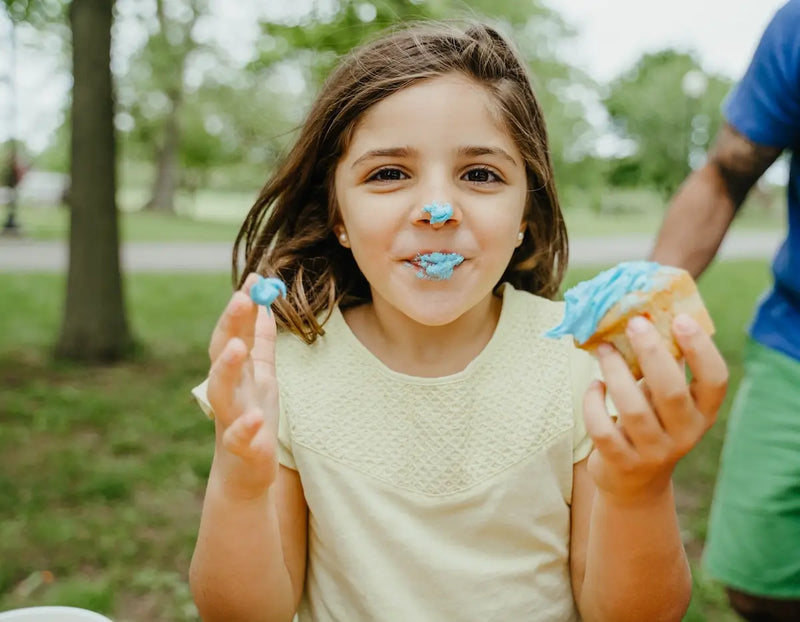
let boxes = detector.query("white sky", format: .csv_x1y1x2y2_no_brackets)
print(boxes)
0,0,791,153
548,0,787,82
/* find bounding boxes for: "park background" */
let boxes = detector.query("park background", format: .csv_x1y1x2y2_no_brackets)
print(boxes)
0,0,791,620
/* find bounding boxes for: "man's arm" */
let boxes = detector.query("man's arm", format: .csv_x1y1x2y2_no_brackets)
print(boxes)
650,123,782,278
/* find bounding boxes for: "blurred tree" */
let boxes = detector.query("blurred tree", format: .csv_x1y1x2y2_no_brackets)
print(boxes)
603,50,732,196
134,0,207,213
177,80,296,192
252,0,596,196
1,0,66,231
56,0,132,361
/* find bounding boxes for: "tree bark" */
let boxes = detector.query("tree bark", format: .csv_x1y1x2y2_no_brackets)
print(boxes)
143,0,199,213
56,0,132,362
143,94,180,212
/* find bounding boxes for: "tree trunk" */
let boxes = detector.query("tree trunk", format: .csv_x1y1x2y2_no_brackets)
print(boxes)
143,96,180,212
56,0,132,362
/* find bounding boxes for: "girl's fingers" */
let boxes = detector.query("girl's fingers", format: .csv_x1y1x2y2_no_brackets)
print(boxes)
208,273,262,364
596,342,666,452
207,337,248,427
209,291,257,363
672,314,729,425
222,409,263,455
583,379,638,466
251,304,278,395
222,409,277,467
626,316,699,438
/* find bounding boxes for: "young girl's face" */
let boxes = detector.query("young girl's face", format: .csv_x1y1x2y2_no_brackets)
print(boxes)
334,73,528,326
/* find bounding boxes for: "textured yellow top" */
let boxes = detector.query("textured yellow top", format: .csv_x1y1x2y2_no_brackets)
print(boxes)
193,283,602,622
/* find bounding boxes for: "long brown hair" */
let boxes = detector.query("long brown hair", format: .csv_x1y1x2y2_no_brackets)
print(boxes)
234,21,568,343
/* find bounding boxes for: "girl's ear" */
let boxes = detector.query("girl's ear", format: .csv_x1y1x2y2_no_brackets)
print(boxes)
334,224,350,248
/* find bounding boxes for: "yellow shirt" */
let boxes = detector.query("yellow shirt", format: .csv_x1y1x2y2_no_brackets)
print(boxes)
194,283,600,621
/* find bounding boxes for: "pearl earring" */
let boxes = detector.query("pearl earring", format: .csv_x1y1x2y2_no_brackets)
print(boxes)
517,231,524,242
339,232,348,243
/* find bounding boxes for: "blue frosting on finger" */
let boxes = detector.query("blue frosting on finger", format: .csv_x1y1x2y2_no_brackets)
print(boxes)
250,276,287,309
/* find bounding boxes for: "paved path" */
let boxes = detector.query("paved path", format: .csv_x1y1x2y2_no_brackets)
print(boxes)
0,230,784,273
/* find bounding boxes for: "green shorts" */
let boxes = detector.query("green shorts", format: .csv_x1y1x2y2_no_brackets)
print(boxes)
703,339,800,597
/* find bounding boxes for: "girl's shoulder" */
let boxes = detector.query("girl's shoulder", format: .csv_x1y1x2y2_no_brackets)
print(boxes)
500,283,566,334
273,309,349,372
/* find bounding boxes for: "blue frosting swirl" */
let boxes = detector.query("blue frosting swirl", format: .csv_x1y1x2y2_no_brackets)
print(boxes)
545,261,678,344
250,276,287,309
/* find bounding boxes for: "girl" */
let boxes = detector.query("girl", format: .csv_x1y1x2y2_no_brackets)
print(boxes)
190,21,728,622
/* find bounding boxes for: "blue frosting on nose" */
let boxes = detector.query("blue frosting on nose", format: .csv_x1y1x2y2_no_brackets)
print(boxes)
415,252,464,280
544,261,679,344
250,276,287,309
422,202,453,224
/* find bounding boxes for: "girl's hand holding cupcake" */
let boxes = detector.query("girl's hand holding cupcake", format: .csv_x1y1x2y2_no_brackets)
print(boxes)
583,312,728,503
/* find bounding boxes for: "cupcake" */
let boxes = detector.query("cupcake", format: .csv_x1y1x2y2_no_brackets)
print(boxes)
545,261,714,379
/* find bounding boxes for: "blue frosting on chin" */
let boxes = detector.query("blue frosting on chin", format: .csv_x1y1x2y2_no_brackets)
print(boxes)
415,252,464,280
422,202,453,224
545,261,679,344
250,276,287,309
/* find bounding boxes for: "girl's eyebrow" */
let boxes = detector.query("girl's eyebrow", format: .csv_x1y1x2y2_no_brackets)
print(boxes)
351,146,415,169
458,145,519,166
349,144,519,169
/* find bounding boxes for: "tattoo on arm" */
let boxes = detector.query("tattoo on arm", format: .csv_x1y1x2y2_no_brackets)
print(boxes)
710,123,782,208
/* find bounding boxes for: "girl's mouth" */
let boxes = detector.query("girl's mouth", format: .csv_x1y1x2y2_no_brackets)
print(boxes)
404,251,465,280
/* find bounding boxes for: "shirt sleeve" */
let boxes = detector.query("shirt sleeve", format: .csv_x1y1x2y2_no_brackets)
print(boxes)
190,379,297,470
724,0,800,148
569,347,602,464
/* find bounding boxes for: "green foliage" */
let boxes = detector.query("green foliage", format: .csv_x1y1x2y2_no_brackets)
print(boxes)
252,0,596,193
603,50,733,196
2,0,65,25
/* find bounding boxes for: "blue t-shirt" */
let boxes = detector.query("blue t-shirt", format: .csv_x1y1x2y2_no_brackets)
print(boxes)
725,0,800,361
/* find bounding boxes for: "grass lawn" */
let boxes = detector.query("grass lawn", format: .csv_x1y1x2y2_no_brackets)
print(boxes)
17,206,243,243
0,260,772,621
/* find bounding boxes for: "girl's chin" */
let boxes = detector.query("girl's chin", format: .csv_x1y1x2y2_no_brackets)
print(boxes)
394,291,483,327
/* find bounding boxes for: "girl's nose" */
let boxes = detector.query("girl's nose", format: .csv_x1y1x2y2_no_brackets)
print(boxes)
414,200,462,229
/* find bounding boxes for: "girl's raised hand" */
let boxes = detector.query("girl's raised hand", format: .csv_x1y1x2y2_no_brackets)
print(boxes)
583,314,728,502
206,273,281,499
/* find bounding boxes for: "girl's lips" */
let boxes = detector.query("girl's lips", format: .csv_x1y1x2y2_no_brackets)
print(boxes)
402,250,461,261
403,251,466,281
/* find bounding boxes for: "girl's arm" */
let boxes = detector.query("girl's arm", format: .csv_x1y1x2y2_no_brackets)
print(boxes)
189,274,309,622
570,313,728,622
190,464,308,622
570,460,690,622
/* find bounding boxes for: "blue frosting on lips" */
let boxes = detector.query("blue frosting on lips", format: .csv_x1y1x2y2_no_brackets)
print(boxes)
544,261,679,344
414,252,464,280
422,202,453,224
250,276,287,310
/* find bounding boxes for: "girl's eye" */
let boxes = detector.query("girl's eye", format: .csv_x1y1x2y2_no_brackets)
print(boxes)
368,168,407,182
464,167,501,183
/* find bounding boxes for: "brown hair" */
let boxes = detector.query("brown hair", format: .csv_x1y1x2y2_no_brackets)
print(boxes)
234,20,568,343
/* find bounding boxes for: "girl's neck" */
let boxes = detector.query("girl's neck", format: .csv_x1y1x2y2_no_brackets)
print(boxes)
343,291,503,378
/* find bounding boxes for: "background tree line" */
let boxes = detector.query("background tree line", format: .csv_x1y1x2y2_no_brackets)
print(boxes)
0,0,735,363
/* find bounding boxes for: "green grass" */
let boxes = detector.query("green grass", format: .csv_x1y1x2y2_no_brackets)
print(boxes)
17,206,242,243
0,261,773,620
